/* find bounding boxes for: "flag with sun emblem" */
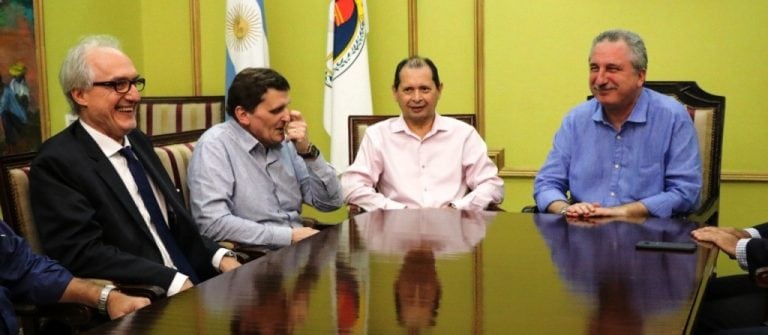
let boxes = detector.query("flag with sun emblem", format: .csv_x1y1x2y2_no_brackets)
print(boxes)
323,0,373,171
225,0,269,91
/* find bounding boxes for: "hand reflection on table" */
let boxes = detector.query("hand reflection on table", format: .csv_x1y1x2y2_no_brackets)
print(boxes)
352,208,495,333
534,214,699,334
227,226,339,334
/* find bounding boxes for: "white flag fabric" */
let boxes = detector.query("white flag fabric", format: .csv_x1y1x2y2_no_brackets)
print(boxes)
324,0,373,171
225,0,269,91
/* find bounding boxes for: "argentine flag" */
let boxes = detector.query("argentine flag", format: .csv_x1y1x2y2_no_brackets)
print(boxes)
225,0,269,91
324,0,373,172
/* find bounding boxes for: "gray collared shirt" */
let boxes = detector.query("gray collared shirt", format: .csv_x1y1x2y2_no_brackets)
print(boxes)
188,120,342,247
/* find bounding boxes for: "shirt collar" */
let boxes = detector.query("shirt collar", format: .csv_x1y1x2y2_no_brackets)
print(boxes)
80,119,132,157
591,87,650,125
225,118,282,153
390,113,448,137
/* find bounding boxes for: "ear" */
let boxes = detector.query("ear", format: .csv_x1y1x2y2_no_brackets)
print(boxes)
234,106,250,126
636,69,647,87
70,88,88,107
392,86,398,100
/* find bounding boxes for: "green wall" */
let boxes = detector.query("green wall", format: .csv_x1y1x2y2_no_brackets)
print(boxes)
39,0,768,276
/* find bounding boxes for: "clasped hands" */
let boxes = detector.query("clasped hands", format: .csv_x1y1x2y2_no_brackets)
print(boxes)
690,226,749,257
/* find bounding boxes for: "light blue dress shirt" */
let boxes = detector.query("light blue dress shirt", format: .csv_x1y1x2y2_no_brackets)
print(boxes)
188,120,342,247
534,88,702,217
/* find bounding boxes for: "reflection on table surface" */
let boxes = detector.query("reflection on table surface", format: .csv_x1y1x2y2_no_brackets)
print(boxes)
87,209,715,335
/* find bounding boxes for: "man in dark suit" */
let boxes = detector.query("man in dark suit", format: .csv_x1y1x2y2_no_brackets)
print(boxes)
29,35,240,298
692,224,768,333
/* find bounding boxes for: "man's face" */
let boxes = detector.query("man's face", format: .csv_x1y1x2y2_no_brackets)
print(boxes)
393,67,442,125
236,88,291,146
72,47,141,143
589,40,645,113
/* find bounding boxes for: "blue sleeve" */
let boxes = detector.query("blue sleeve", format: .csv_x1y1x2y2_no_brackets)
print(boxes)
534,117,572,212
639,110,701,217
0,222,73,305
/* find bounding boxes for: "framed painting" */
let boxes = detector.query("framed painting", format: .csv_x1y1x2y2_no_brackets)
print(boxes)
0,0,48,155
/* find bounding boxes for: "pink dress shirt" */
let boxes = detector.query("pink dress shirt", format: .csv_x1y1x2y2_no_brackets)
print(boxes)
341,114,504,212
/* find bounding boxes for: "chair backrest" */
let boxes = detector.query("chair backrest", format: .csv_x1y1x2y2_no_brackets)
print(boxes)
0,152,40,252
347,114,477,164
137,95,225,136
644,81,725,224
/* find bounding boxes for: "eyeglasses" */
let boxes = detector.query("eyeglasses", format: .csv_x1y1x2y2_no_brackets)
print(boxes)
92,77,145,94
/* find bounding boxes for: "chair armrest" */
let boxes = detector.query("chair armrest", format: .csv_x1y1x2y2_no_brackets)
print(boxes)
16,302,95,327
687,198,719,225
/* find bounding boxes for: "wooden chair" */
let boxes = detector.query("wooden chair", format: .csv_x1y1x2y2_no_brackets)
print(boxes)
645,81,725,225
524,81,725,225
137,95,225,136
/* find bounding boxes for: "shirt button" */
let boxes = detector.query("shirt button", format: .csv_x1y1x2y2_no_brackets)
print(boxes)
614,164,620,169
610,192,616,197
616,135,622,140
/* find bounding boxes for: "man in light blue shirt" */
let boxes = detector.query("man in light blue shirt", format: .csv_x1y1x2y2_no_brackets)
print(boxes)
534,29,701,218
188,68,342,248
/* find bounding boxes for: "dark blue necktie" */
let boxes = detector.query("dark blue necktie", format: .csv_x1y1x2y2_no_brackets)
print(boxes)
119,146,200,284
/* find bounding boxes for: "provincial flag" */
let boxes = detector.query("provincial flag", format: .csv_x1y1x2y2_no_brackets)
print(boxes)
225,0,269,92
324,0,373,171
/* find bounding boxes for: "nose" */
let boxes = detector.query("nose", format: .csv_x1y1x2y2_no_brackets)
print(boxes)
411,90,423,102
124,84,141,102
280,108,291,121
593,69,608,85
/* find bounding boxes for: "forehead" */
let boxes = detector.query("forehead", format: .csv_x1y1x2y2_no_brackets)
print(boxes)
590,40,632,64
257,88,290,109
398,66,435,87
87,47,137,79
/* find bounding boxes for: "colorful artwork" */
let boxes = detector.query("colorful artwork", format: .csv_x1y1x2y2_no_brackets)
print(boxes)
0,0,45,155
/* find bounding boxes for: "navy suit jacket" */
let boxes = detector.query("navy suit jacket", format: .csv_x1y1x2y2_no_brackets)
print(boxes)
746,222,768,281
29,121,219,289
1,221,72,334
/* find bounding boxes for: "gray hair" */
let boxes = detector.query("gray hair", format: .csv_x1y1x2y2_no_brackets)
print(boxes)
590,29,648,72
59,35,122,114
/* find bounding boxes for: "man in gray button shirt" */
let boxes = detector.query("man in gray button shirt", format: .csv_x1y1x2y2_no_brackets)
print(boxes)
188,68,342,248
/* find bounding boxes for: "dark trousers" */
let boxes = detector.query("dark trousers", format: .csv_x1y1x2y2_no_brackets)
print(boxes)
695,274,768,334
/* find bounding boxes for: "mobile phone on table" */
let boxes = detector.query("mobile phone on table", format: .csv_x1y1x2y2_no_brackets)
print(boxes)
635,240,697,253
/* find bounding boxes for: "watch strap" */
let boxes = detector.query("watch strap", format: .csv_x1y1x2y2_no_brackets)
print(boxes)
98,284,116,315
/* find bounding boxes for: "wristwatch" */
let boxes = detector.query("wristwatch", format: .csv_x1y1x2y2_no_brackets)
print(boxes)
224,250,237,258
98,284,116,315
298,143,320,160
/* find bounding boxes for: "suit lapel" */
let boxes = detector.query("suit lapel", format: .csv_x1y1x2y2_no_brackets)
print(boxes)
73,123,154,238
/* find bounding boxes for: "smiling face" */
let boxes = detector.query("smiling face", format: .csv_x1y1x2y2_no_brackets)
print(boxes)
393,66,442,126
589,40,645,115
235,88,291,146
71,47,141,143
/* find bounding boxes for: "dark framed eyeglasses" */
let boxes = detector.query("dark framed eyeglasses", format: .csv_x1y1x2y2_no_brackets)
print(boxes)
92,77,146,94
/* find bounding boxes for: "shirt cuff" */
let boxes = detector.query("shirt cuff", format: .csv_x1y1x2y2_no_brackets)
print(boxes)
745,228,761,239
211,248,231,271
167,273,189,296
736,238,751,271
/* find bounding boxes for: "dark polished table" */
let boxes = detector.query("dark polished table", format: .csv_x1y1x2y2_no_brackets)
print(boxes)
86,209,716,334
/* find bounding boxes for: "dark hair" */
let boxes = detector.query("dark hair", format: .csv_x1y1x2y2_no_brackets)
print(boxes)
392,56,441,89
226,68,290,117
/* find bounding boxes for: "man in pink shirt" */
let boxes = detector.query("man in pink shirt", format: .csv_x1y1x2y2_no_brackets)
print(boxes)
341,56,504,212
